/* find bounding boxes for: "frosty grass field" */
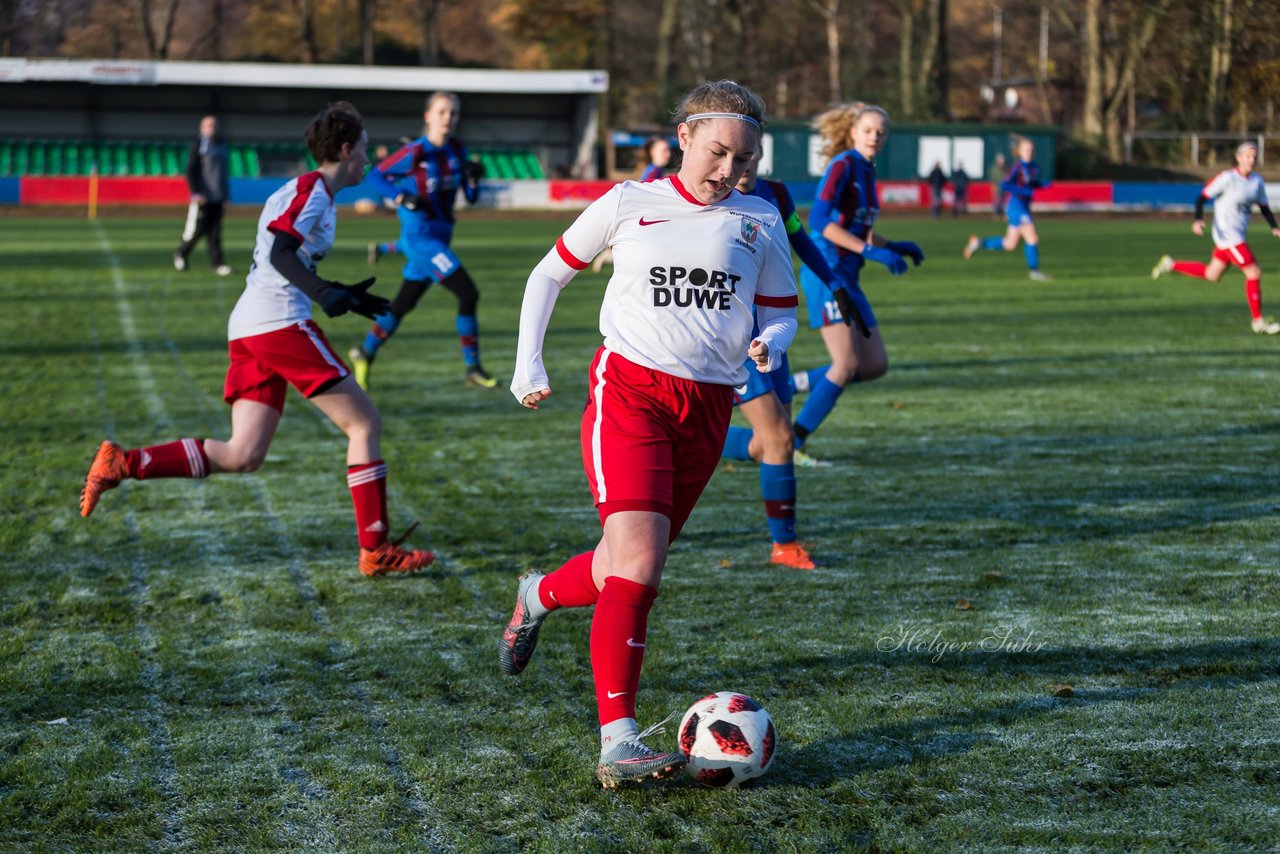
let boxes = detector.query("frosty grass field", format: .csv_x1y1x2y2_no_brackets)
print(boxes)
1,210,1278,850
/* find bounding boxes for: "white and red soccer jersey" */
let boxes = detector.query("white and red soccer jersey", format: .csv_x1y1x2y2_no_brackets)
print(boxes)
543,176,798,387
227,172,337,340
1202,169,1269,249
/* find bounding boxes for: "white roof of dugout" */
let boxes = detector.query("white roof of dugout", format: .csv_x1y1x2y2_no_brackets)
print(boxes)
0,58,608,95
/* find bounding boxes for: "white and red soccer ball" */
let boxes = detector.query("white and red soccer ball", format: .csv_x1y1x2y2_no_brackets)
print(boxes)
677,691,776,787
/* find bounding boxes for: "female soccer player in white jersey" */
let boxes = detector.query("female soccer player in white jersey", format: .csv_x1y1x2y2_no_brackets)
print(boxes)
1152,141,1280,334
79,102,436,578
498,81,799,788
788,103,923,452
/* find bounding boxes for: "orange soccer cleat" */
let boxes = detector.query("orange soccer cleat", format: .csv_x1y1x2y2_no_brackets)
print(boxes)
770,541,816,571
358,525,435,577
80,440,129,517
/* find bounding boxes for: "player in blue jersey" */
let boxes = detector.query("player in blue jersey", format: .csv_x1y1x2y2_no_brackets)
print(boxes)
964,137,1052,281
639,135,671,182
788,102,923,451
349,91,496,390
721,142,863,569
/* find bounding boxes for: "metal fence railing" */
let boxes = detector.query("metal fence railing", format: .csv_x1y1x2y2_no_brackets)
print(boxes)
1123,131,1278,167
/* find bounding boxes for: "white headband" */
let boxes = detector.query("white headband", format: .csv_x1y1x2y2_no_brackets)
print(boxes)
684,112,761,129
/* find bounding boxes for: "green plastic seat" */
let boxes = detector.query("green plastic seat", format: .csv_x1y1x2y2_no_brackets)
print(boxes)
129,146,146,175
522,151,545,179
47,142,64,175
29,143,46,176
244,147,260,178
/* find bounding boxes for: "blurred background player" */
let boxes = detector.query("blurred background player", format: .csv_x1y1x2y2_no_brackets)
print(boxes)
952,161,970,217
989,152,1007,220
927,160,947,218
788,103,923,454
173,115,232,276
721,141,863,570
964,137,1051,281
1152,141,1280,334
639,134,672,182
351,92,493,389
499,81,797,788
81,102,435,579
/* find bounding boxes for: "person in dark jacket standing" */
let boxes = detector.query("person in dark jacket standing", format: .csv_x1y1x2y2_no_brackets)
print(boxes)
951,161,971,217
174,115,232,276
926,161,947,218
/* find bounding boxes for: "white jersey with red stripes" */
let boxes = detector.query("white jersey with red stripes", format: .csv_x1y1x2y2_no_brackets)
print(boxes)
1202,168,1269,249
228,171,337,340
554,176,798,386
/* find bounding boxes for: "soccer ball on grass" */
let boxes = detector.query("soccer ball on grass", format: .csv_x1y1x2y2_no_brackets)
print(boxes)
677,691,776,787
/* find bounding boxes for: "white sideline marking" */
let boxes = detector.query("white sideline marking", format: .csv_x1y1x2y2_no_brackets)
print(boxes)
95,223,342,851
145,261,452,850
85,270,185,849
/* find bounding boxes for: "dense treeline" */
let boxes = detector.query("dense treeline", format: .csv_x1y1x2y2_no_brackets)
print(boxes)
3,0,1278,146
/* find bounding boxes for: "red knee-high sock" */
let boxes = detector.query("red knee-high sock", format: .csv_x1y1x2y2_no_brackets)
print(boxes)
347,461,388,549
1171,260,1208,279
538,551,600,611
1246,279,1263,320
125,438,209,480
591,577,657,726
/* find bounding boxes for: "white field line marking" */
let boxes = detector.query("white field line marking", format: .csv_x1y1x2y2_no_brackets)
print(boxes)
85,264,184,850
152,273,452,851
95,223,343,852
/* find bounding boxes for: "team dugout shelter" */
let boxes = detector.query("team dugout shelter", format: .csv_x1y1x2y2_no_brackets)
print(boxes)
0,57,606,208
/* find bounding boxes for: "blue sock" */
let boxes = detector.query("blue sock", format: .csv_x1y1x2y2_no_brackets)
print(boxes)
794,377,845,446
456,314,479,367
805,366,830,393
760,462,797,544
1024,243,1039,270
362,311,399,357
982,236,1005,251
723,425,754,461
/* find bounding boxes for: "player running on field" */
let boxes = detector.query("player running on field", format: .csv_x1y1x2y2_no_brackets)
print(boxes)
80,102,435,578
500,81,799,788
720,140,864,570
351,91,495,389
1152,141,1280,334
788,102,924,452
964,137,1052,281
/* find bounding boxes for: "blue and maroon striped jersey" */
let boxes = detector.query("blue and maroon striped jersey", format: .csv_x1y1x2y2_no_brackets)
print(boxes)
368,135,478,223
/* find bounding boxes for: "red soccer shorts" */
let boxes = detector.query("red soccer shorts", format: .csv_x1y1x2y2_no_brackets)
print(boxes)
223,320,350,412
1213,242,1257,268
581,346,733,541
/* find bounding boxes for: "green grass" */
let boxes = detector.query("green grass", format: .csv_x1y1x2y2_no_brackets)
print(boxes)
2,210,1279,851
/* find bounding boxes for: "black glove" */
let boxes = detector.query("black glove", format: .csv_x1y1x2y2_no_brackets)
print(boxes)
399,194,424,211
465,159,485,182
319,278,390,320
833,287,872,338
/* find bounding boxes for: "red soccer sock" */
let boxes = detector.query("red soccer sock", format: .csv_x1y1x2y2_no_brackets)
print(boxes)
125,438,209,480
1171,260,1208,279
591,576,657,726
347,461,388,549
1246,279,1263,320
538,551,600,611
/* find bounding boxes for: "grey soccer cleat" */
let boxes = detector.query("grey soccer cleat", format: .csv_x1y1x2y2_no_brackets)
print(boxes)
595,717,685,789
498,571,546,675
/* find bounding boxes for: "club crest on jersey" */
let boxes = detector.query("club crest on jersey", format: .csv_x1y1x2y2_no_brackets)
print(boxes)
740,217,760,244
